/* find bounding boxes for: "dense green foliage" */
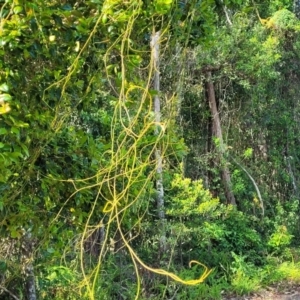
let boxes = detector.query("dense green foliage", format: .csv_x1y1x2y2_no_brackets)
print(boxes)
1,0,300,299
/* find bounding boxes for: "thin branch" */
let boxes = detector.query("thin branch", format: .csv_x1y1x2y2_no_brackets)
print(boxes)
0,286,21,300
223,5,232,26
231,157,264,217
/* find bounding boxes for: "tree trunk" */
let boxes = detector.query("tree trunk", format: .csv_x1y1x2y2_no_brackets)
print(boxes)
206,71,236,205
294,0,300,18
151,31,166,252
22,232,37,300
84,225,105,258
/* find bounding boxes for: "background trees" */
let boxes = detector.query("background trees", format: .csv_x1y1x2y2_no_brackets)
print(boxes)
1,0,300,299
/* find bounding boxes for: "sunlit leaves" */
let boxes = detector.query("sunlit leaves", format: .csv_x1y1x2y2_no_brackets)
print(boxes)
0,83,9,92
0,83,11,114
268,225,294,249
0,93,11,102
153,0,173,14
243,148,253,159
167,173,219,217
13,5,23,14
0,102,11,114
266,9,299,32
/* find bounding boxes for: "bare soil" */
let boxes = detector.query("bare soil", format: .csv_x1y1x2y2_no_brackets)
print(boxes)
224,282,300,300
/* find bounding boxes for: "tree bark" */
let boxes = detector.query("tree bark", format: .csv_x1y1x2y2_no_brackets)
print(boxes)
294,0,300,18
206,71,236,205
22,232,37,300
84,225,105,258
151,31,166,251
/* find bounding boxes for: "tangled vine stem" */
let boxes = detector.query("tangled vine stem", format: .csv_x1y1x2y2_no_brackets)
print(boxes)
44,0,212,299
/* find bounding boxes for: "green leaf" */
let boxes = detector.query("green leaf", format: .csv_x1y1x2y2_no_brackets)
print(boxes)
0,94,12,102
243,148,253,159
0,142,5,148
0,83,9,92
20,143,29,157
0,128,7,134
11,127,19,135
10,228,21,239
13,6,23,14
10,152,23,162
0,261,7,271
47,271,58,281
47,247,55,253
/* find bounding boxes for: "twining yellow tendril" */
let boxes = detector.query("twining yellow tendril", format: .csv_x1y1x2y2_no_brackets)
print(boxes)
42,0,212,299
114,205,213,300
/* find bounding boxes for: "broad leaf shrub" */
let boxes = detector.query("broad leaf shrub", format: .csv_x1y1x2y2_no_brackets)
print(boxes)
163,172,300,297
230,252,262,295
166,173,263,267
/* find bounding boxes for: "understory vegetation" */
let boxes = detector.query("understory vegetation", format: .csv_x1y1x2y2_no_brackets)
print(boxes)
1,0,300,299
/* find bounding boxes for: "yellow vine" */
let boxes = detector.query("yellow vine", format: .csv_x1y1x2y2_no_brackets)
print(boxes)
41,0,213,299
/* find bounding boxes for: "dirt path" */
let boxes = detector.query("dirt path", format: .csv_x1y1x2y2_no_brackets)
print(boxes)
224,283,300,300
226,292,300,300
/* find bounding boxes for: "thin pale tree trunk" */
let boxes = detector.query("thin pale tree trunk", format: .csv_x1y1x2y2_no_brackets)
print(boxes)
294,0,300,18
221,0,232,26
22,232,37,300
285,142,299,198
151,31,166,252
206,71,236,206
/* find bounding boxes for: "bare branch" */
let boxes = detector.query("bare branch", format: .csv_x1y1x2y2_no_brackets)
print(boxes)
0,286,21,300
